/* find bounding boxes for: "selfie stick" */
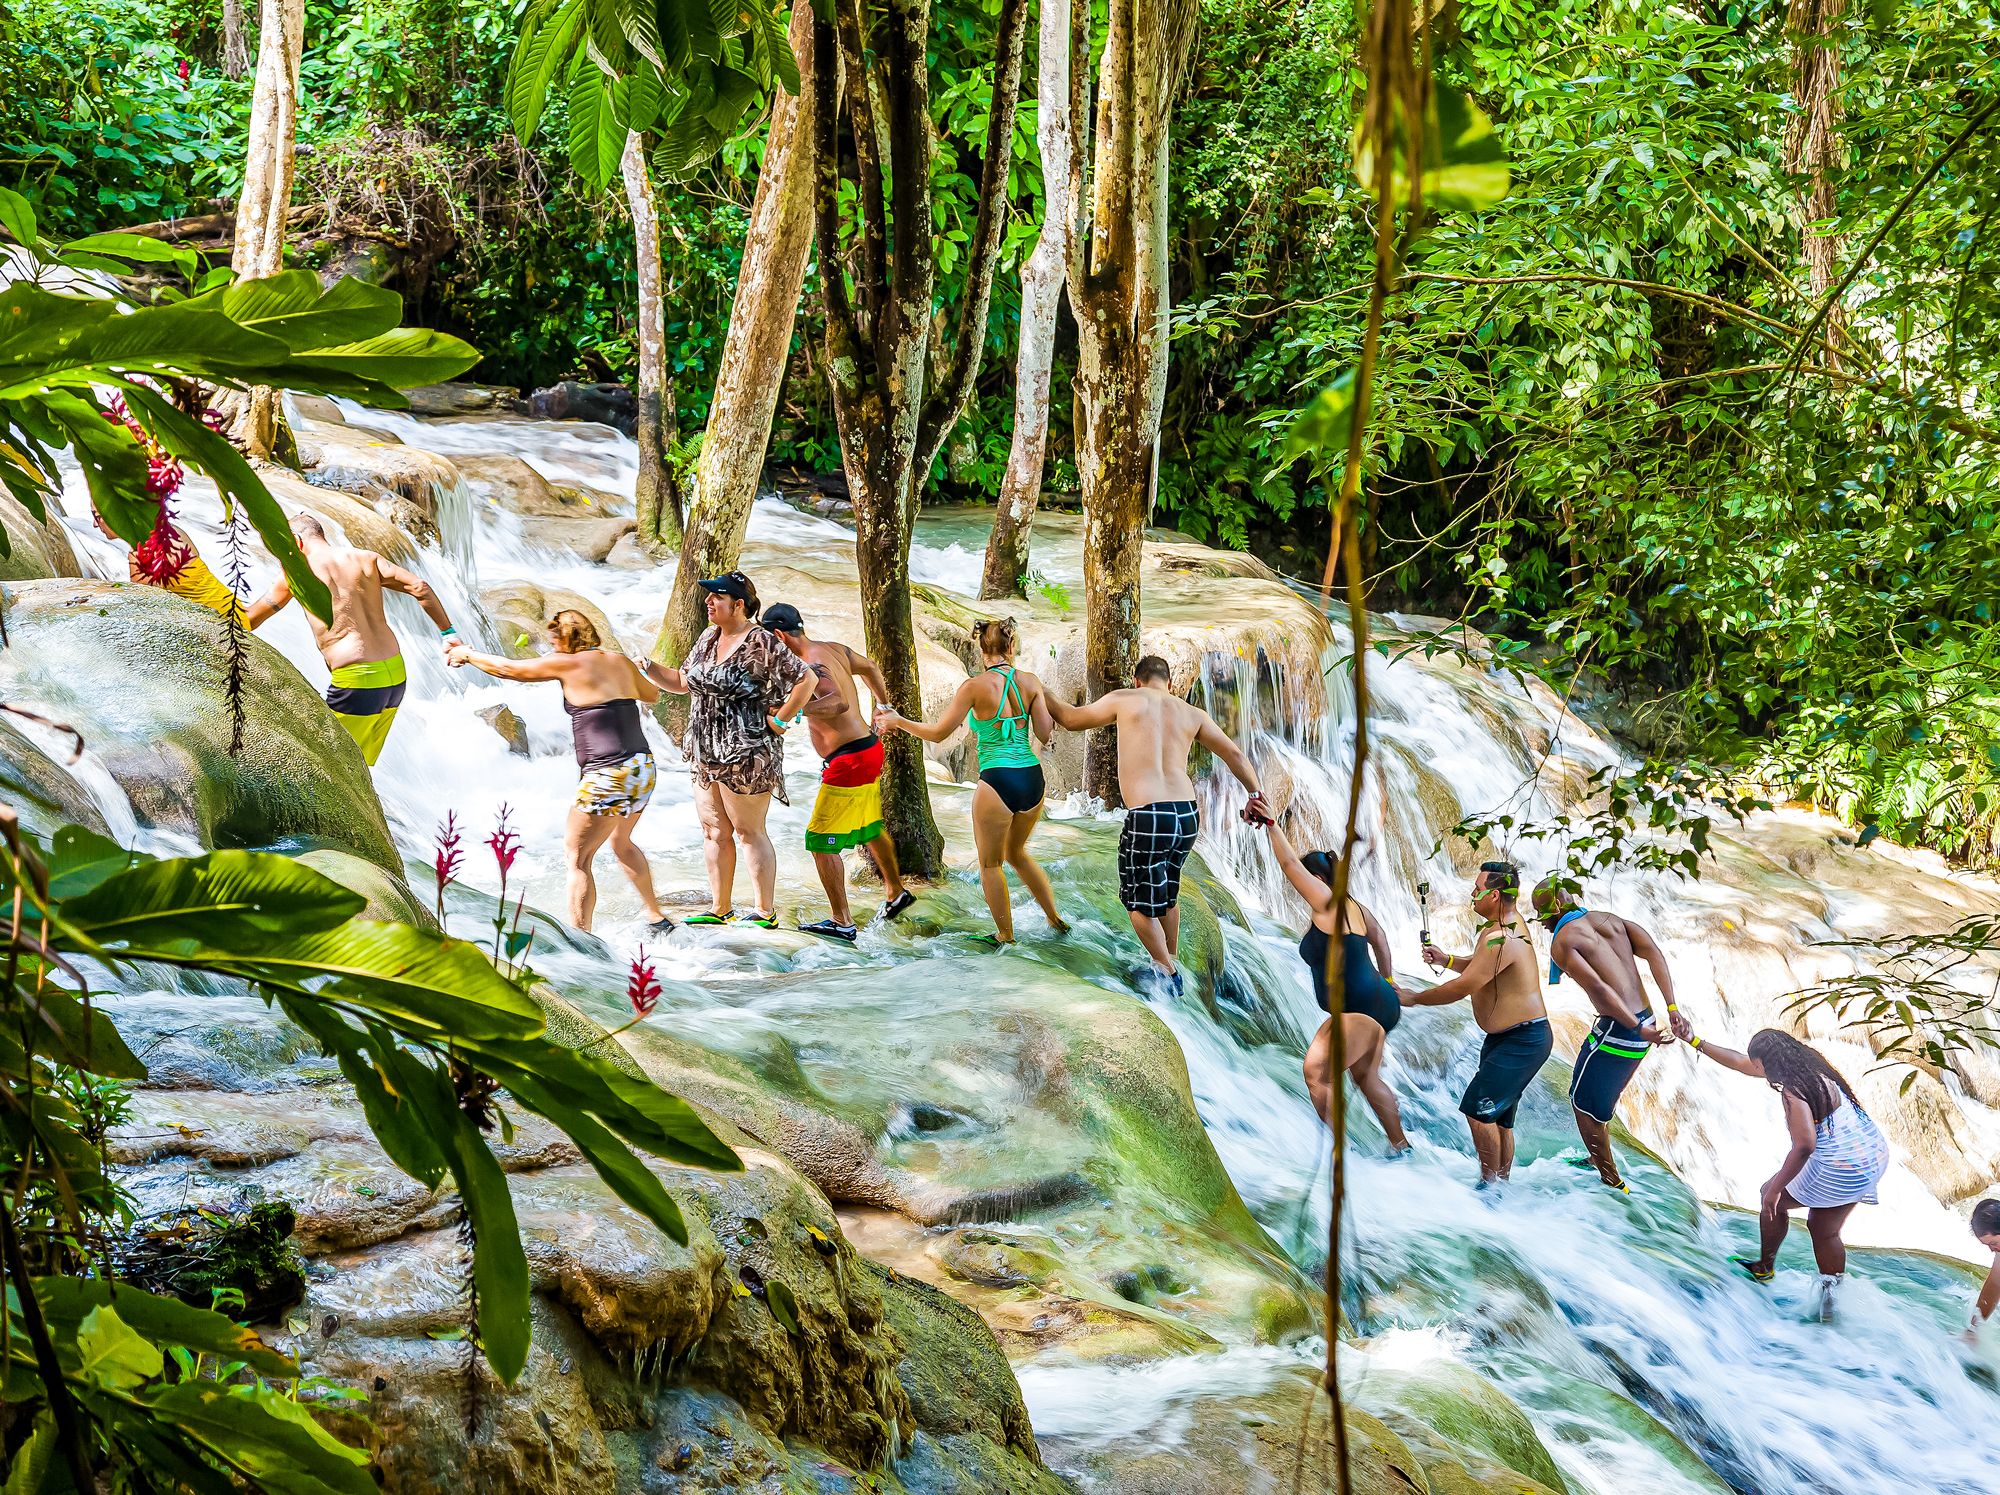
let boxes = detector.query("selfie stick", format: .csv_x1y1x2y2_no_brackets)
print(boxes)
1417,879,1435,967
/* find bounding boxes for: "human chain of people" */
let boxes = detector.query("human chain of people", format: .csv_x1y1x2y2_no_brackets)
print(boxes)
103,504,2000,1339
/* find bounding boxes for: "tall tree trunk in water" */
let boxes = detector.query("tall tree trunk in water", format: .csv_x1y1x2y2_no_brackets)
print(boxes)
221,0,252,78
654,0,819,667
813,0,1028,877
624,133,683,552
979,0,1077,601
1786,0,1848,362
1069,0,1195,802
228,0,304,459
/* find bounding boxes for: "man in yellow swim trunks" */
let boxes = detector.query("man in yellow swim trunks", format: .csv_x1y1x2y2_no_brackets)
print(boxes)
249,514,458,766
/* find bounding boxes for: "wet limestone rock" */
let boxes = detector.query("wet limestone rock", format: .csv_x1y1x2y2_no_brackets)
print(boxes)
477,701,532,756
403,381,529,418
519,513,639,562
0,491,82,580
483,580,626,657
0,580,397,868
294,415,464,519
260,467,423,564
0,712,109,837
296,847,439,928
1347,1359,1570,1493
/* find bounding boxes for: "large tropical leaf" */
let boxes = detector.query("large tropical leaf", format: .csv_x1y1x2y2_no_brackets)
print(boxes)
283,326,480,392
187,271,405,353
137,1382,374,1495
284,1005,451,1185
122,386,335,621
0,291,290,399
568,68,630,188
464,1032,738,1171
507,0,588,140
27,1279,295,1377
61,851,366,950
385,1048,532,1383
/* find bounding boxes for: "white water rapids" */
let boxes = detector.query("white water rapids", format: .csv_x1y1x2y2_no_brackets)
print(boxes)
42,402,2000,1494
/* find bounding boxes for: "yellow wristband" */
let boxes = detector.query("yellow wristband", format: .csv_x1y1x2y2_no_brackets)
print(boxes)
1689,1035,1703,1051
1666,1003,1680,1012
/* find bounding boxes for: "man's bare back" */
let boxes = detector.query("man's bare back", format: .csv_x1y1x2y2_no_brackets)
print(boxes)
1093,687,1207,807
1552,912,1653,1027
795,638,874,757
305,549,401,670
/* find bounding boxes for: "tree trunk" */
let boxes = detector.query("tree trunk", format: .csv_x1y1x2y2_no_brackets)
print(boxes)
654,0,820,668
1070,0,1191,803
228,0,304,459
1786,0,1848,360
980,0,1076,601
221,0,252,78
807,0,1027,875
624,133,683,552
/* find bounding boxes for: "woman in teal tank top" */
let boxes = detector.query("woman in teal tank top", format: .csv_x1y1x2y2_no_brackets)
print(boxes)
876,618,1068,945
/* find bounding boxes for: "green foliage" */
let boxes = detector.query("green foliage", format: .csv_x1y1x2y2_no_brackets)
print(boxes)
0,190,476,614
505,0,793,189
0,816,737,1486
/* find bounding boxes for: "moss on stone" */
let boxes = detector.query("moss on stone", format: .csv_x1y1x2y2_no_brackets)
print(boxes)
0,580,397,867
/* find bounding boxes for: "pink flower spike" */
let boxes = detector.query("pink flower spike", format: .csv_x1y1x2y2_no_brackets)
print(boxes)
433,811,464,894
486,804,521,877
627,948,662,1019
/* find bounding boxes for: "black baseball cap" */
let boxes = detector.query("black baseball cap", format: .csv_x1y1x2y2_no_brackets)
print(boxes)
761,602,805,634
699,571,753,603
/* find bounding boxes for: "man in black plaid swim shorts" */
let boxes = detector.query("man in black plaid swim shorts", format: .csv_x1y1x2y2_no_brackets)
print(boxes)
1049,656,1270,995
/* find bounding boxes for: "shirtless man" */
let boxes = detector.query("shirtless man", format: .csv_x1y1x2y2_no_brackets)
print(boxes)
762,603,913,941
1533,875,1686,1192
1398,861,1553,1185
251,513,457,765
1046,655,1270,992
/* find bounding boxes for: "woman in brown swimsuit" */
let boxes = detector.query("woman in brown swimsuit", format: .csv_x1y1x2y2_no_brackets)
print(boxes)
643,572,814,927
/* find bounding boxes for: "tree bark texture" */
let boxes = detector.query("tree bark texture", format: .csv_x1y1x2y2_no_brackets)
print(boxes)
1786,0,1848,359
624,133,684,552
809,0,1028,877
980,0,1077,601
229,0,304,459
654,0,819,668
221,0,253,78
1069,0,1193,802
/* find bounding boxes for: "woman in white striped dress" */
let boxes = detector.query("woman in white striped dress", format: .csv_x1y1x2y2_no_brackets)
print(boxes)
1688,1028,1889,1318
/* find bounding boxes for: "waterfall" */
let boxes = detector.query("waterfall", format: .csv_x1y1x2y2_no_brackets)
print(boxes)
38,406,2000,1493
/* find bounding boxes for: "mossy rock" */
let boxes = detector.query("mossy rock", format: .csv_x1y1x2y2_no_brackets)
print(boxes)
0,491,82,581
0,580,397,868
298,848,435,928
1349,1360,1570,1493
0,713,109,838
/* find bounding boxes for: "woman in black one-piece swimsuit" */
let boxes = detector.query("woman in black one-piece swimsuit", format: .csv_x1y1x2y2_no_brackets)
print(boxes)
1263,820,1410,1151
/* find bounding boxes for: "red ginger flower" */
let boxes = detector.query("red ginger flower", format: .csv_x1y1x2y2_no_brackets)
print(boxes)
487,804,521,877
434,811,465,896
627,948,662,1019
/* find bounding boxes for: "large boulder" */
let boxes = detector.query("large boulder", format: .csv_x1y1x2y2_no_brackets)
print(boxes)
0,491,83,581
402,381,529,419
101,981,1062,1495
0,580,397,867
294,415,465,524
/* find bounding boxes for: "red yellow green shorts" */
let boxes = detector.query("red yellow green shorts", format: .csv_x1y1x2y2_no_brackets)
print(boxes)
806,735,884,853
575,752,658,817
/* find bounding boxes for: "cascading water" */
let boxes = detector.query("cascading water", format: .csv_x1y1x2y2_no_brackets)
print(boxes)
41,404,2000,1493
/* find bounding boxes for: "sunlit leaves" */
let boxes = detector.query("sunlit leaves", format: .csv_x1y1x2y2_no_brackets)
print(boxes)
1351,89,1511,213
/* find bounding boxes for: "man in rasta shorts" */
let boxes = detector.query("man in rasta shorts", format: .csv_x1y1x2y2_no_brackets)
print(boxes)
763,603,914,941
1400,861,1553,1186
1046,655,1269,994
1533,875,1686,1193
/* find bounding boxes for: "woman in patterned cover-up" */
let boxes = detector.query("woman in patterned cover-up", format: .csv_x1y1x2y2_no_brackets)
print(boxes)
642,572,815,928
1688,1027,1890,1318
